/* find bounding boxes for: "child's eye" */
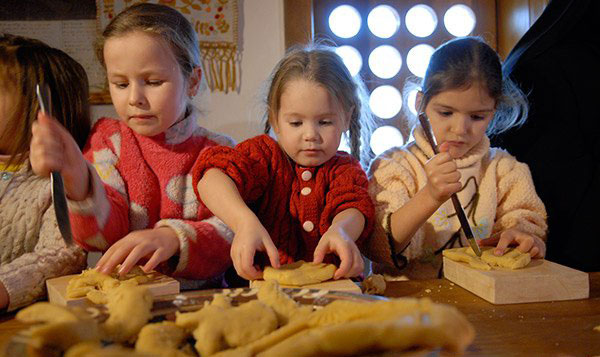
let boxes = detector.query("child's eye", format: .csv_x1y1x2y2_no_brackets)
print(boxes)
319,119,333,125
289,121,302,127
471,115,485,121
440,111,453,117
113,82,128,89
146,80,164,86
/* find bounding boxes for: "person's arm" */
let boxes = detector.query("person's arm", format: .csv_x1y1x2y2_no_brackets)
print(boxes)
0,201,87,311
314,208,365,279
389,144,460,250
30,111,90,200
198,168,279,279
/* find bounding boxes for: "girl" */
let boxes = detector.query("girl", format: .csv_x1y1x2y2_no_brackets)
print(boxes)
0,34,89,311
29,3,235,285
366,37,547,279
193,45,375,281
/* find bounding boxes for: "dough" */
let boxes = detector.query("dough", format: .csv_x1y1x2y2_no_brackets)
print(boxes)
102,284,153,343
66,266,152,303
16,302,100,350
443,247,531,270
262,260,336,286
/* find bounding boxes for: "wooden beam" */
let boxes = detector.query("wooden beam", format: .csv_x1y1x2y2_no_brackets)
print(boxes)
284,0,313,49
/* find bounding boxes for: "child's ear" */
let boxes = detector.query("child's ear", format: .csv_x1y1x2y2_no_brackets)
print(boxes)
187,67,202,98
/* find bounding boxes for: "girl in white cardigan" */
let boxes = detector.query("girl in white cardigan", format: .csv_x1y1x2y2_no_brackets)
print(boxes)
0,34,90,310
366,37,547,279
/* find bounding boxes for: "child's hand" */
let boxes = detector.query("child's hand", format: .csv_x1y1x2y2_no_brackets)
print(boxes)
424,142,462,204
478,228,546,258
95,227,180,276
30,111,89,201
230,216,279,281
313,227,364,280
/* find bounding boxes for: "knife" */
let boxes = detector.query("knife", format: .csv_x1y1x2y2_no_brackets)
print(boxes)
417,113,482,256
36,84,73,245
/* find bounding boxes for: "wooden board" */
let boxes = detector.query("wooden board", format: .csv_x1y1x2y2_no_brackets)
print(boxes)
250,278,362,294
443,257,589,304
46,272,180,307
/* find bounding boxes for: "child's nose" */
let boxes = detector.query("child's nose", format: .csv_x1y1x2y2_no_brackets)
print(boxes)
128,84,146,107
451,116,469,134
303,125,319,141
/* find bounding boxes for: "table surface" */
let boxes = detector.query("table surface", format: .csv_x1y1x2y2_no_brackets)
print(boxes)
1,273,599,357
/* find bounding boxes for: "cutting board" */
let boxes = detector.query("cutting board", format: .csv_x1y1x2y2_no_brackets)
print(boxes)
46,272,180,307
250,278,362,294
443,257,589,304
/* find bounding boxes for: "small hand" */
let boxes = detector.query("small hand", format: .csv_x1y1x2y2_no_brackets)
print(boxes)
230,217,279,280
478,228,546,258
30,112,89,200
95,227,180,276
424,142,461,203
313,227,364,279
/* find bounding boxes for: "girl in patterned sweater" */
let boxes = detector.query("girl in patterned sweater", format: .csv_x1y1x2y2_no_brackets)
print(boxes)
0,34,89,311
29,3,234,284
367,37,547,279
193,45,376,281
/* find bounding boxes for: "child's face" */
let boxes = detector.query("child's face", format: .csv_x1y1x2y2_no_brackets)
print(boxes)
104,31,196,137
424,82,495,159
273,79,348,167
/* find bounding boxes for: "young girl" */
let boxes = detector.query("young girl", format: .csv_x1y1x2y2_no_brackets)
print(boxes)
0,34,89,311
366,37,547,279
29,3,235,285
192,45,375,281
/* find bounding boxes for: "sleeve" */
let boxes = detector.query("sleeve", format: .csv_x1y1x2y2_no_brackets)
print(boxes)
0,203,87,311
192,135,274,204
154,217,233,279
67,120,131,251
364,150,425,269
321,155,375,248
492,153,548,239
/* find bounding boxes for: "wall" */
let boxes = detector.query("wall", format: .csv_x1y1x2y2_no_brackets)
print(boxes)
90,0,286,143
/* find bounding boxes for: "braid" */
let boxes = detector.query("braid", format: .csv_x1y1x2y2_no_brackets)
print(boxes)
349,108,362,163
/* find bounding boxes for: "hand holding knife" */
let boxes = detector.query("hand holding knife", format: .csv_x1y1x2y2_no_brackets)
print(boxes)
36,83,73,246
418,112,482,257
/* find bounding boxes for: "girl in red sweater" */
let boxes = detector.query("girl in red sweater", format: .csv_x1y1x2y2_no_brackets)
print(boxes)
193,45,376,281
29,3,235,284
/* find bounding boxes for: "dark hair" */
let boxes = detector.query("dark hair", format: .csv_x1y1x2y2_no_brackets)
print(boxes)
264,44,375,167
419,36,528,135
96,3,201,84
0,33,91,167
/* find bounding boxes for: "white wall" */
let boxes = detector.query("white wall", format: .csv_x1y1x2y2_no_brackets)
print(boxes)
91,0,285,143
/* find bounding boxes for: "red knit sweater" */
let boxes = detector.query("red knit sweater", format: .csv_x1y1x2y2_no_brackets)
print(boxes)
68,110,235,280
192,134,374,265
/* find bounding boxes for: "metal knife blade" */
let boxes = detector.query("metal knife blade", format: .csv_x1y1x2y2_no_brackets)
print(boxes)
417,113,482,256
36,84,73,245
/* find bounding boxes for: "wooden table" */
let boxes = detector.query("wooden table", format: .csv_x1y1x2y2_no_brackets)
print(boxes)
1,273,599,356
384,272,600,356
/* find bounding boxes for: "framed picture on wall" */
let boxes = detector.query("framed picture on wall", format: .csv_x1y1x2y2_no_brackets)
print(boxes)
0,0,241,104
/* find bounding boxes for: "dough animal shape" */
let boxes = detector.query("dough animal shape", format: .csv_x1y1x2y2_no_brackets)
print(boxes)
443,246,531,270
262,260,336,286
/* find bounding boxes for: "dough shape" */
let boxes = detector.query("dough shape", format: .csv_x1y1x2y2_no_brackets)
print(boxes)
263,261,336,286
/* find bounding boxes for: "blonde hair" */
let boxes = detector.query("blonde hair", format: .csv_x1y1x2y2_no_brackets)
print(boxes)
264,44,375,167
0,33,90,167
96,2,205,100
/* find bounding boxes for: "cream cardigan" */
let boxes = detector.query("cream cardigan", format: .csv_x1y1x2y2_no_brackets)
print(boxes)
0,160,86,311
366,126,547,279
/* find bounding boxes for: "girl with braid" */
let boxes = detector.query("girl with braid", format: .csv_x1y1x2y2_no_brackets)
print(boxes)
366,37,547,279
193,45,376,281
